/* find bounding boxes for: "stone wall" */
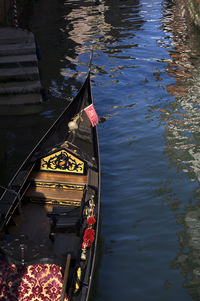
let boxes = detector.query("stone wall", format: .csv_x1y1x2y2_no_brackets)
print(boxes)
184,0,200,28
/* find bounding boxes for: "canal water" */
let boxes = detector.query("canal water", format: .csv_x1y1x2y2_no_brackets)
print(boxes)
1,0,200,300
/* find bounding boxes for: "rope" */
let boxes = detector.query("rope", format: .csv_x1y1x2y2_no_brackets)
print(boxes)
12,0,18,28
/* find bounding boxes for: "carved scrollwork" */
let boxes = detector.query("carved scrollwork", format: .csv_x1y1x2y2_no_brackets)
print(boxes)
40,150,84,174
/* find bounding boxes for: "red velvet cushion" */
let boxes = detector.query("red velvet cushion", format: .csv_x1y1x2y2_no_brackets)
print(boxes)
0,260,68,300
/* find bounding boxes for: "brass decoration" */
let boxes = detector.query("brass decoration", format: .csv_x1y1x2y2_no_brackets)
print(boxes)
33,182,84,191
40,150,84,174
60,141,69,148
31,199,81,206
74,267,82,294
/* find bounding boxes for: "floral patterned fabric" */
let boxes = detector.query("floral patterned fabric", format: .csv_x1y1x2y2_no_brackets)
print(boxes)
0,260,68,300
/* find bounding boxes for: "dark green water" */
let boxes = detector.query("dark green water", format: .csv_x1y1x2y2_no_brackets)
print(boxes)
1,0,200,300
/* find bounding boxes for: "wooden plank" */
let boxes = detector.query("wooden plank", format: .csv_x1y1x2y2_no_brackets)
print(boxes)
25,186,84,202
33,182,84,191
30,171,88,185
60,254,71,301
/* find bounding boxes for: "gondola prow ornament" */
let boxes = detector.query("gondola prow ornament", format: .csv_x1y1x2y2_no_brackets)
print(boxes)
68,112,83,133
68,104,99,134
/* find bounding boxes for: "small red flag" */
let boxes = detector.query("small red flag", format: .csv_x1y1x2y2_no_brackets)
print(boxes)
84,104,99,127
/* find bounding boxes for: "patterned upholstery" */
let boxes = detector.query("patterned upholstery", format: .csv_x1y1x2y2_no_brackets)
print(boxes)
0,260,68,300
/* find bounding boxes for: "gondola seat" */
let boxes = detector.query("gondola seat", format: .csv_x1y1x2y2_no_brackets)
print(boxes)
47,186,86,239
0,260,68,301
25,171,88,207
48,206,83,239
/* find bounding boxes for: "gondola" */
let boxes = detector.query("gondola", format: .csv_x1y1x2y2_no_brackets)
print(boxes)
0,70,100,301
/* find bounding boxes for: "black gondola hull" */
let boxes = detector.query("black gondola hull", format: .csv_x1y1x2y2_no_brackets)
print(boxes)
0,72,100,301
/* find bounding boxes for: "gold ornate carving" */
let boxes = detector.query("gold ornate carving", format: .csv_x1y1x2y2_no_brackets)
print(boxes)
40,150,84,174
33,182,84,191
31,199,81,206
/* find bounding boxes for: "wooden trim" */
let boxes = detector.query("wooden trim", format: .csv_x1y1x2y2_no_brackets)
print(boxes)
30,171,88,185
60,254,71,301
26,186,84,202
33,182,85,191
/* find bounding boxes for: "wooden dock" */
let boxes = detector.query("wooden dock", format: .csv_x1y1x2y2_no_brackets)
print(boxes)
0,26,43,105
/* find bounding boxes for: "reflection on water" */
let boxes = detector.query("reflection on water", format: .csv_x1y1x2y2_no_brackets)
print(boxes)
160,0,200,179
157,1,200,300
2,0,200,300
172,204,200,300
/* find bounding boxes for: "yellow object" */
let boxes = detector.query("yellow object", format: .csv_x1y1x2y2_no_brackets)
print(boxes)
31,199,81,207
74,267,82,294
34,182,84,191
40,149,84,174
0,261,68,300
